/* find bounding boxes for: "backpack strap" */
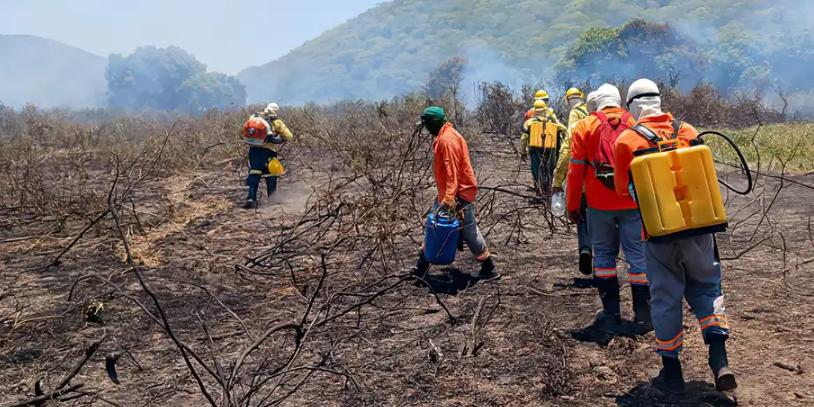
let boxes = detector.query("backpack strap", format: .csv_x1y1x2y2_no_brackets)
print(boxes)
576,105,589,118
671,119,682,139
631,124,662,145
592,111,608,125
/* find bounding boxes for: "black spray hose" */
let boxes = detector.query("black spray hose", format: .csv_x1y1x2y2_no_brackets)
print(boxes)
697,130,754,195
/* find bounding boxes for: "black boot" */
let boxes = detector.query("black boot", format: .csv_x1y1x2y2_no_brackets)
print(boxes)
652,356,686,395
578,250,593,276
477,257,501,281
243,199,256,209
708,333,737,391
631,285,654,335
598,277,621,319
411,251,431,280
571,278,621,345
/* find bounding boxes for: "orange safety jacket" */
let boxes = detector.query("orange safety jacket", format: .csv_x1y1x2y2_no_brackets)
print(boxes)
566,107,637,212
433,123,478,205
613,113,699,198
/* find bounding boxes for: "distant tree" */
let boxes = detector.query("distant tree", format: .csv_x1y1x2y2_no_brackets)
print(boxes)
555,19,699,89
424,56,467,123
106,46,245,112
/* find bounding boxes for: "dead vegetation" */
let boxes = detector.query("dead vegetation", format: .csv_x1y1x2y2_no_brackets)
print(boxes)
0,93,813,406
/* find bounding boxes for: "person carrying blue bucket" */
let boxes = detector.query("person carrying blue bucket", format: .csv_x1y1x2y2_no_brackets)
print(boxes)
410,106,499,282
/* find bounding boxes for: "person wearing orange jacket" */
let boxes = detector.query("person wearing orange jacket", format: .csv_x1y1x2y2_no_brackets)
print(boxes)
411,106,499,282
614,79,735,395
565,83,651,345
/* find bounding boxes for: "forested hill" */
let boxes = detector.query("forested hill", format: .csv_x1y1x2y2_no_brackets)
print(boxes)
239,0,814,104
0,35,107,108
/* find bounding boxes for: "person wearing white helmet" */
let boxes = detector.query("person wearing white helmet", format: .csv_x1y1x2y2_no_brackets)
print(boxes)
614,79,736,395
240,102,294,209
565,83,650,345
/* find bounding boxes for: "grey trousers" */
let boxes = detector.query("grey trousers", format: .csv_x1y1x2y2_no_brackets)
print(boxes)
427,199,490,261
645,233,729,357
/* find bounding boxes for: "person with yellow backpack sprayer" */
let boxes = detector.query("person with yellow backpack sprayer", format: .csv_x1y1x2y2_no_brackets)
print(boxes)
241,103,293,209
521,99,566,195
614,78,748,395
553,87,593,275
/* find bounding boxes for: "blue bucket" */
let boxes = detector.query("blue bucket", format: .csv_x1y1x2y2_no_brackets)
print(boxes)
424,211,461,265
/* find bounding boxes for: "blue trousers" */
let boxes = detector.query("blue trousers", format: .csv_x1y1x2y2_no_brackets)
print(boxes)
645,234,729,358
586,208,647,284
247,147,278,201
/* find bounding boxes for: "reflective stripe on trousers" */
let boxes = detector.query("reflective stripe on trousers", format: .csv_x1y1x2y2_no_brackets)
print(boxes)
645,233,729,357
586,208,647,283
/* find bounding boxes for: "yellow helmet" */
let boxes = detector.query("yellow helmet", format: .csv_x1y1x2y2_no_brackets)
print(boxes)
267,157,285,177
565,87,585,100
533,99,548,112
534,90,549,100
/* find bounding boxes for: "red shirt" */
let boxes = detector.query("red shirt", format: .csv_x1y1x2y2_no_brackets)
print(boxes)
566,107,638,212
433,123,478,205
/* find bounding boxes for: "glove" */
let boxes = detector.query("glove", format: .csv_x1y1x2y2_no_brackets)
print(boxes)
568,210,583,224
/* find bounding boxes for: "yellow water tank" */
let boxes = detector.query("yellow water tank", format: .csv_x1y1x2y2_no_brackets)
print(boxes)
267,157,285,176
529,120,558,149
630,144,727,240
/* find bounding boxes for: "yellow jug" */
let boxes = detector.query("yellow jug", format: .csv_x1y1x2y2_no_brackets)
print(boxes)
267,157,285,176
528,120,558,149
631,142,727,241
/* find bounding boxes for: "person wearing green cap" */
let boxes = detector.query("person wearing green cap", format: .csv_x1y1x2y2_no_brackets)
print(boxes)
411,106,499,282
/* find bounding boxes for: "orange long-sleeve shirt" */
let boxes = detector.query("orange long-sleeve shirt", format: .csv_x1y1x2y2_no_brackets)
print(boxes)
566,107,637,212
433,123,478,205
614,113,699,198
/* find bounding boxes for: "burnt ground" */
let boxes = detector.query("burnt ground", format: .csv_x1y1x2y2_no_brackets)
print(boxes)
1,144,813,407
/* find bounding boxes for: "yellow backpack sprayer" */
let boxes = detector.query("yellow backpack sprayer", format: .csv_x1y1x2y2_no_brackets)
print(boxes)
629,121,753,242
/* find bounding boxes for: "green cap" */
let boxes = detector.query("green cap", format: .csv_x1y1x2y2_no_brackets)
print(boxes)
421,106,446,124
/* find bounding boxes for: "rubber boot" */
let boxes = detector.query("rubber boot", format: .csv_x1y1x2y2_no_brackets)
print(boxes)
578,249,593,276
598,277,621,319
411,251,431,282
477,257,501,281
631,285,654,335
572,278,620,345
652,356,686,395
708,333,737,391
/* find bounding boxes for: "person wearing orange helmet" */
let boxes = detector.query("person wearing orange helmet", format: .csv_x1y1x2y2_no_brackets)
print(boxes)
240,103,293,209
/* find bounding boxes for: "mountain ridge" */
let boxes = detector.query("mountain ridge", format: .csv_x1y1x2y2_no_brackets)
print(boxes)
239,0,814,104
0,34,107,108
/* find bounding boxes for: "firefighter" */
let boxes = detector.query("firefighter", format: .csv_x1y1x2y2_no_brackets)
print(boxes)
521,100,566,195
614,79,736,394
566,84,651,345
411,106,499,281
553,87,592,275
241,103,293,209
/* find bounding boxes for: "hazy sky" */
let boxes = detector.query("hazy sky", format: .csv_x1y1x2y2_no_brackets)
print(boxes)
0,0,384,74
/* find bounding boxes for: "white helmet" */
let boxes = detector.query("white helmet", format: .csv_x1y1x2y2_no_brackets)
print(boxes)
593,83,622,111
262,102,280,117
626,79,660,107
626,79,662,120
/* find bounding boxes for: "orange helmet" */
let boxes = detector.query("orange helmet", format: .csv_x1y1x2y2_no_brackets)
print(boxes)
243,117,269,145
